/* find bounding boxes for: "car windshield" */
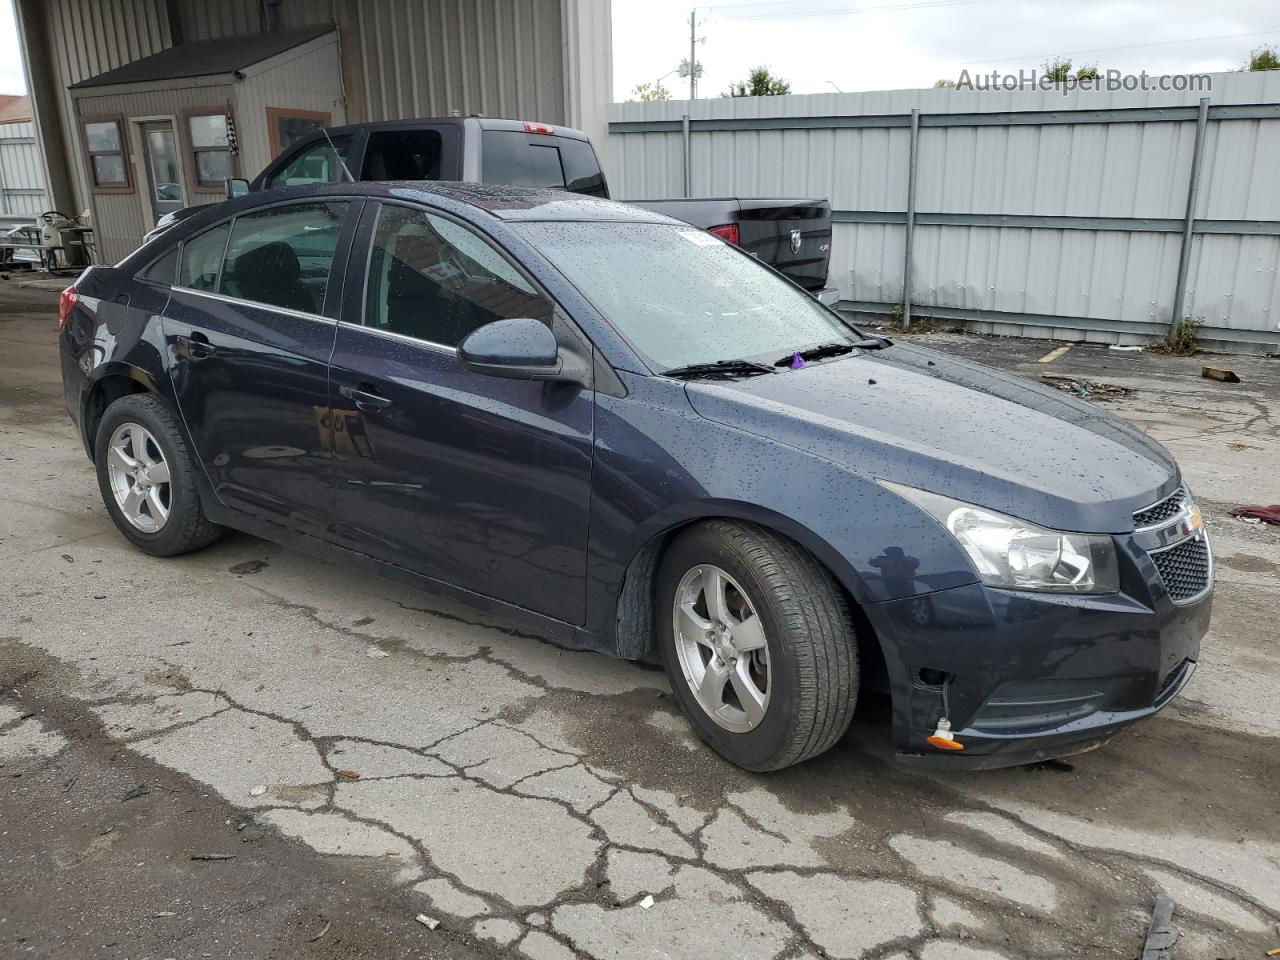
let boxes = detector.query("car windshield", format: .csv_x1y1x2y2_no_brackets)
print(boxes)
515,221,856,371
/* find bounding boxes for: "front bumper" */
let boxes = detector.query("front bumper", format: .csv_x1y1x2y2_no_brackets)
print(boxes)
867,538,1211,769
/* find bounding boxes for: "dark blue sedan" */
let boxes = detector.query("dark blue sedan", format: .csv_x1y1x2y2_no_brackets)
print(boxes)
58,182,1211,771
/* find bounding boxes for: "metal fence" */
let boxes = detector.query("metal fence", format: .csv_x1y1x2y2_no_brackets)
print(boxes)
607,71,1280,352
0,121,49,219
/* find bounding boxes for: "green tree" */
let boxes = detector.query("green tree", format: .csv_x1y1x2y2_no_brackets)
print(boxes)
933,78,957,89
627,81,672,102
724,66,792,97
1247,45,1280,71
1042,58,1101,83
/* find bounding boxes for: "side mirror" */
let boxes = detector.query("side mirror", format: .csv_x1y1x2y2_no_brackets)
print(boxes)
224,178,250,199
458,318,563,380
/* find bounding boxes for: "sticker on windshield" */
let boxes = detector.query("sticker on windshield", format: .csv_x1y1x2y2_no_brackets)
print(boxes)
678,230,721,246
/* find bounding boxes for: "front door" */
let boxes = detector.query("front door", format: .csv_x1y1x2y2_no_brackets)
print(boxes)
327,201,594,624
163,199,359,534
139,120,182,223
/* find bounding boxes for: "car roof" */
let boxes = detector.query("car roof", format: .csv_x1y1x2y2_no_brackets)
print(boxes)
223,181,684,225
316,116,592,142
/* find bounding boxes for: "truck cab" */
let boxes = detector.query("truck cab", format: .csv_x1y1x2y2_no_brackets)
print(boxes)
250,116,608,197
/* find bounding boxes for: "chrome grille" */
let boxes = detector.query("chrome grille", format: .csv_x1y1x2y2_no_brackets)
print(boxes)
1150,535,1211,602
1134,488,1186,528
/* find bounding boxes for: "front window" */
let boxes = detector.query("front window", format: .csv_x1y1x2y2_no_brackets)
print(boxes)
188,114,234,188
364,204,551,347
267,136,353,189
84,119,127,188
517,221,856,372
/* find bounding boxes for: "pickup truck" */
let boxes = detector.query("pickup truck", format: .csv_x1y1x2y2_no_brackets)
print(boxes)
628,198,836,304
143,116,835,299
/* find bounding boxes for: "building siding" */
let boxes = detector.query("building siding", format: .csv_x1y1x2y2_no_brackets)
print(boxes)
73,80,234,262
236,35,347,176
0,121,49,217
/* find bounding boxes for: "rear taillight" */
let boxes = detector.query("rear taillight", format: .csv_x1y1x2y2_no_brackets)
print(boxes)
523,120,555,135
708,223,740,246
58,286,78,331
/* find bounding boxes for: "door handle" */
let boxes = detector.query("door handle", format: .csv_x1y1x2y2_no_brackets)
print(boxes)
339,382,393,413
175,331,216,359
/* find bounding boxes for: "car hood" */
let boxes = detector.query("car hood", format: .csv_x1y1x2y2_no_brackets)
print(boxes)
683,342,1177,533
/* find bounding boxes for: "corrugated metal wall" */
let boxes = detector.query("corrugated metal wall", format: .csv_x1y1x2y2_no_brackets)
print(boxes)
40,0,172,219
335,0,567,125
0,121,49,217
609,72,1280,350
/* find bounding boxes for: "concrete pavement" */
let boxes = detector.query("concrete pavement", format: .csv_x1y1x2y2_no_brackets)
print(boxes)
2,283,1278,959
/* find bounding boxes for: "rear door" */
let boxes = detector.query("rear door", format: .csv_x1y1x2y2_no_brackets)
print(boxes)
326,200,594,624
162,199,360,534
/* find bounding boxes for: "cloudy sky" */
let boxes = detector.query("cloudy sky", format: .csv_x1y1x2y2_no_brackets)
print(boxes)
1,0,1276,99
0,0,21,95
612,0,1280,100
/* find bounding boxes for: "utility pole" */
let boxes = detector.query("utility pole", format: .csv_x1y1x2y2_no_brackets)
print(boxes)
689,10,698,100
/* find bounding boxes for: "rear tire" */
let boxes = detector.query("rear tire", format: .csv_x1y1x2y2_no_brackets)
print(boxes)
656,520,859,771
95,394,223,557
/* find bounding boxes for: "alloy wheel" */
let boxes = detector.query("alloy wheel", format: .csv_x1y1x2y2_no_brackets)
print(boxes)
672,564,771,733
105,421,172,533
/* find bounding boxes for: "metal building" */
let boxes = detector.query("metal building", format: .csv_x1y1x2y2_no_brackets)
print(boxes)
15,0,612,263
0,96,50,219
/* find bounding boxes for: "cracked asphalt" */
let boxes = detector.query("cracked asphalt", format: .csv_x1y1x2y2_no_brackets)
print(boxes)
2,282,1279,959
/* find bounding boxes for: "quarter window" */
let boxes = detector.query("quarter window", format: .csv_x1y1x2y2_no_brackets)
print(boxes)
178,223,230,291
267,136,353,189
188,114,234,188
220,202,348,314
364,204,551,347
84,119,127,188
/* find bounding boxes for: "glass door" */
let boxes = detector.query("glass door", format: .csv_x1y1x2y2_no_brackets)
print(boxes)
139,120,182,223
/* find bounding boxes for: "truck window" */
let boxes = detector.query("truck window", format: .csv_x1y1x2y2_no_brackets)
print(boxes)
481,131,565,189
267,135,353,189
559,138,608,197
362,129,444,181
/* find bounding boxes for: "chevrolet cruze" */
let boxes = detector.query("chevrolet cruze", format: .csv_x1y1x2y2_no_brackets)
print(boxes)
59,182,1212,771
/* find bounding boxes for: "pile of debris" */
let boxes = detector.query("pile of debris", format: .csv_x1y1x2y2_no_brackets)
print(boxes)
1042,374,1134,402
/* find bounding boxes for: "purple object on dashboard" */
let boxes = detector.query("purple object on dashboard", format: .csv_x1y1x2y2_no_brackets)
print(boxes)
790,352,806,370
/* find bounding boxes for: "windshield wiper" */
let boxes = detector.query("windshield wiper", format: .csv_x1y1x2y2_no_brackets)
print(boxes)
662,358,776,380
773,337,889,367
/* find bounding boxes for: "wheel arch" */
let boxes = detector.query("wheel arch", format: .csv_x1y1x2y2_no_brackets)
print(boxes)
80,363,165,459
612,503,889,687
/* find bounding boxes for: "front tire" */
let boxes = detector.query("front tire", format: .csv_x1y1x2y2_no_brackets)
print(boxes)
656,520,859,771
94,394,223,556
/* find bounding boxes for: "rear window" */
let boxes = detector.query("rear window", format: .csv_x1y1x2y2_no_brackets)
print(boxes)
362,129,443,181
178,222,230,291
481,131,565,189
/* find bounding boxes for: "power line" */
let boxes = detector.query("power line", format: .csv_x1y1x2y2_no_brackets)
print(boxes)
964,27,1280,66
706,0,995,22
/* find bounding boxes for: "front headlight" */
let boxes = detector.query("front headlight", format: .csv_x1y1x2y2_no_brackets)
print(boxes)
883,482,1119,594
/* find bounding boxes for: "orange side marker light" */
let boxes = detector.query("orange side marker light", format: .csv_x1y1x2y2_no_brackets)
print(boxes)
926,717,965,751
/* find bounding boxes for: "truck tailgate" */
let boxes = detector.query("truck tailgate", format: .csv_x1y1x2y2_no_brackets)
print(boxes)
736,200,831,292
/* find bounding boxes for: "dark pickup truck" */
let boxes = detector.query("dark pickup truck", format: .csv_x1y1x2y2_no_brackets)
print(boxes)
628,198,837,304
143,116,835,298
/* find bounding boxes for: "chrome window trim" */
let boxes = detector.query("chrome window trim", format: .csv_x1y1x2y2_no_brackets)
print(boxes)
172,285,334,325
337,317,458,356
